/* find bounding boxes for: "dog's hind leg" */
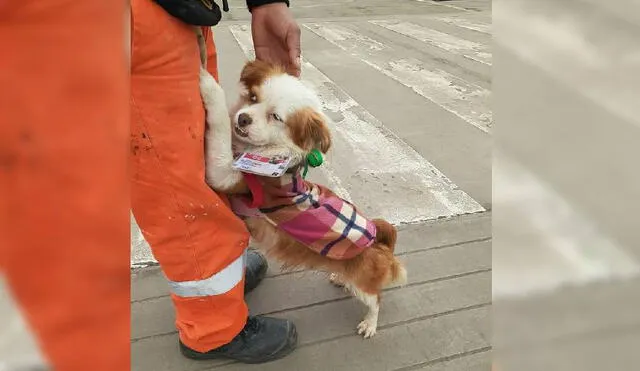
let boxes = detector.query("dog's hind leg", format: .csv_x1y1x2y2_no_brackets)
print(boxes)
329,273,345,287
348,284,380,339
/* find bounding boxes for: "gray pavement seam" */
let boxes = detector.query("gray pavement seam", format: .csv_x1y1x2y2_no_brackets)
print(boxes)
130,236,492,304
130,294,169,305
199,304,492,370
396,236,491,257
496,319,640,352
130,211,491,275
301,302,492,348
392,345,492,371
131,268,492,343
262,235,491,279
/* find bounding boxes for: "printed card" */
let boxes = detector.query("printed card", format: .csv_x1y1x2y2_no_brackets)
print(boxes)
232,152,291,177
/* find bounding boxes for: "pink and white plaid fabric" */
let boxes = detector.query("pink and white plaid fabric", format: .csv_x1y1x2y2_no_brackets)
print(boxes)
230,172,377,260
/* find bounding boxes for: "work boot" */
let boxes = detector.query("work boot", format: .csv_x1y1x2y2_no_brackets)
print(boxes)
179,316,297,363
244,249,268,293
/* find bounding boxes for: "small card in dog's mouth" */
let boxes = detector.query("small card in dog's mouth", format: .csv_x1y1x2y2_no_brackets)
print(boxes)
232,152,291,177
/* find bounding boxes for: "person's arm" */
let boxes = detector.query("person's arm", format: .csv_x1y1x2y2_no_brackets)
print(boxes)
248,0,301,77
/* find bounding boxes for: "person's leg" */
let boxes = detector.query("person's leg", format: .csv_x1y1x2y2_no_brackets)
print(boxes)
0,1,129,370
131,0,249,351
130,0,295,361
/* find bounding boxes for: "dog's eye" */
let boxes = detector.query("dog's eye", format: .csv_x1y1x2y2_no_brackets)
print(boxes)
248,93,258,103
272,113,283,122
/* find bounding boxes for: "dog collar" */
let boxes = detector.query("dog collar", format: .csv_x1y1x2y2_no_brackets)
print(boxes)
242,173,264,208
242,150,323,206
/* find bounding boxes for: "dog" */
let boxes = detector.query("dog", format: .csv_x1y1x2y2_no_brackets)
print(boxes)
199,60,407,338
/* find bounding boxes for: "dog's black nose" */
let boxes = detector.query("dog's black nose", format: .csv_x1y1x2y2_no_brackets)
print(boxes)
237,113,252,127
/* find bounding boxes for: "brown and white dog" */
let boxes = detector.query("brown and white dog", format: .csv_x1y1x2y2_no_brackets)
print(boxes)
199,60,407,338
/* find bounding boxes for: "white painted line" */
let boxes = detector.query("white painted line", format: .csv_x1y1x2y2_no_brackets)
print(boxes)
131,213,155,267
304,23,492,133
0,278,48,370
493,152,640,299
494,1,640,127
417,0,470,12
434,15,491,34
370,20,491,65
230,24,484,225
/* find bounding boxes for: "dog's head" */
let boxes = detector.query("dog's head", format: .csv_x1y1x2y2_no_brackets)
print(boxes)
230,60,331,163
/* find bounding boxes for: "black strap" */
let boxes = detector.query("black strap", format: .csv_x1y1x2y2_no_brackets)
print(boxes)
153,0,224,26
246,0,290,11
153,0,289,26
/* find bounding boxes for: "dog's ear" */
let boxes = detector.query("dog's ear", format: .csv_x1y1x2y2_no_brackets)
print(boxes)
288,108,332,154
240,60,284,89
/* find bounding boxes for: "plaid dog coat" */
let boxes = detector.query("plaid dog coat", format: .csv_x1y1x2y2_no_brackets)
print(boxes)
230,172,377,260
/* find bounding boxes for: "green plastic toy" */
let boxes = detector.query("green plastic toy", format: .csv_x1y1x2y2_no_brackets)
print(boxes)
302,149,323,178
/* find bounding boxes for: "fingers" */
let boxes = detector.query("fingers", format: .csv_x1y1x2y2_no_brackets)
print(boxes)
290,55,301,77
286,25,302,77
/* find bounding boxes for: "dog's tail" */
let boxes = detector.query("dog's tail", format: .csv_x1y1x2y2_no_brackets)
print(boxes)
372,219,407,286
373,219,397,251
390,259,408,286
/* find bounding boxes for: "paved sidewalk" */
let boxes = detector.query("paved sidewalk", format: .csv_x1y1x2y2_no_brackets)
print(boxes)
132,212,492,371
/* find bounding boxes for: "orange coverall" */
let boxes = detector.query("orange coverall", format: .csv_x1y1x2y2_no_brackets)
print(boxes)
0,1,129,370
130,0,251,353
1,0,249,368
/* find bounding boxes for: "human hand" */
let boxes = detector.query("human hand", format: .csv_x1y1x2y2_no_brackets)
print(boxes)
251,3,301,77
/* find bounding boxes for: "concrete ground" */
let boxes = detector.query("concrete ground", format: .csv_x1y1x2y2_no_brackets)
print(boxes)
132,0,492,370
493,0,640,369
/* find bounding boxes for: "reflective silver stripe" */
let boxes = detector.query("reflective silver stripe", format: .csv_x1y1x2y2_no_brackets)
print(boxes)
167,250,247,297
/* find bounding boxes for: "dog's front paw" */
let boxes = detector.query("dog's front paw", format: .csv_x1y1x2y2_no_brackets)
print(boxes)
199,67,215,88
199,68,222,104
357,319,377,339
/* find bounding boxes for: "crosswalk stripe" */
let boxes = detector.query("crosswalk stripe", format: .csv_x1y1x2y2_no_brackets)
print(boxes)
494,1,639,126
304,23,492,133
415,0,469,12
229,24,484,225
433,16,491,34
493,153,640,298
370,20,491,65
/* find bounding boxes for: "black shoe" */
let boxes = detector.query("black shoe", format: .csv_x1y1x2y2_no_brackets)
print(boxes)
179,316,297,364
244,249,268,294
